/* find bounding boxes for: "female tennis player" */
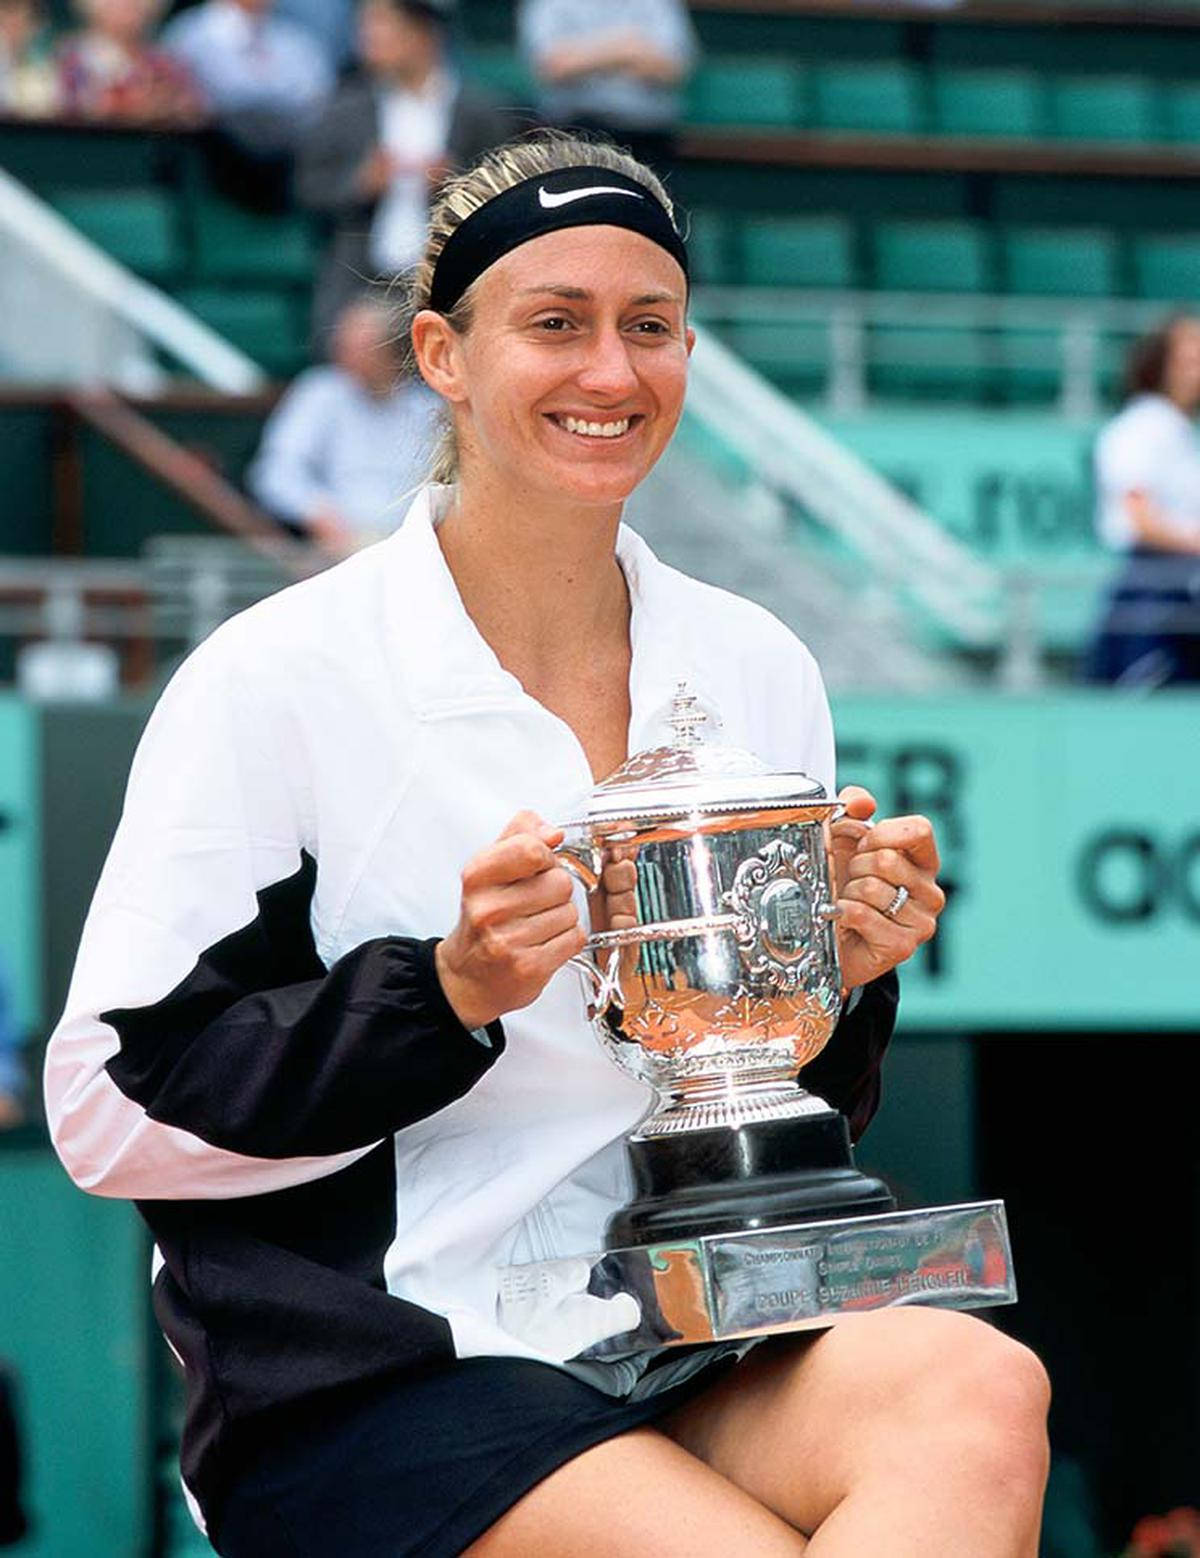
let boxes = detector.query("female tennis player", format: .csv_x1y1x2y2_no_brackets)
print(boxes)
45,132,1049,1556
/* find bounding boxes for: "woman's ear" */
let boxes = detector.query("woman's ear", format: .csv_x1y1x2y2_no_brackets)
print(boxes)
411,309,467,402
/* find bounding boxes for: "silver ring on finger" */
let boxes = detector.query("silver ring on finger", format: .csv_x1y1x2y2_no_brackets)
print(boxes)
883,884,909,920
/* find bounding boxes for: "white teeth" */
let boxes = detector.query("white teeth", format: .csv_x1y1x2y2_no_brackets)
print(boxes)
559,415,630,438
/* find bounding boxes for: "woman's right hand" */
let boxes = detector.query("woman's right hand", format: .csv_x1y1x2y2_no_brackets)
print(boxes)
434,811,587,1031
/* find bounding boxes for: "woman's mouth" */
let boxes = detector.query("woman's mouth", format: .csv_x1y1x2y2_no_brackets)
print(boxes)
548,414,640,440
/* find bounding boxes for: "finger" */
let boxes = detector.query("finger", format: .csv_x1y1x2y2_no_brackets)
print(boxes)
498,810,564,848
478,865,576,924
504,897,579,941
836,785,877,822
844,849,946,914
463,832,562,892
855,814,940,873
839,878,940,940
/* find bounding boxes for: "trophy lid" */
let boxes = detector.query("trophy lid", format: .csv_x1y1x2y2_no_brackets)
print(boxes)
566,683,832,830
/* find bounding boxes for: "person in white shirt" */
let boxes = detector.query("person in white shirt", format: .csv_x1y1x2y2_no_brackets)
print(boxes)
1087,314,1200,685
248,295,441,553
45,133,1048,1556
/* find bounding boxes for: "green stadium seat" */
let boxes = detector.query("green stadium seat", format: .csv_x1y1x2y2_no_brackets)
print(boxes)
1160,82,1200,144
739,215,855,288
868,322,992,402
1000,227,1120,298
1047,75,1159,143
812,61,923,136
462,47,535,104
190,200,316,285
872,219,992,293
686,56,803,128
177,287,308,379
930,68,1043,140
50,188,181,282
721,319,830,397
685,209,734,285
1130,233,1200,300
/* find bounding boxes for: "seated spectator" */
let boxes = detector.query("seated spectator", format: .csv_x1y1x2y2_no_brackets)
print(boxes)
0,0,59,115
161,0,331,158
58,0,203,125
297,0,512,355
1084,314,1200,687
275,0,355,75
248,295,441,553
0,958,24,1131
517,0,698,167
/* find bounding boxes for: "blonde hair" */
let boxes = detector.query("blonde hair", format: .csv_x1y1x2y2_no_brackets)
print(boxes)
399,130,682,486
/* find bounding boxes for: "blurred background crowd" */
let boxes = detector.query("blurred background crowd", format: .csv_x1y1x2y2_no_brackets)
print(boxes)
1,1,1199,1556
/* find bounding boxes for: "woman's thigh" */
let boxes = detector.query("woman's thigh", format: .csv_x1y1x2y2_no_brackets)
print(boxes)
464,1425,808,1558
656,1308,1050,1535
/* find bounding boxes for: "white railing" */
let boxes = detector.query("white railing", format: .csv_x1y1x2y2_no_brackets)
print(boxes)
0,169,264,393
684,323,1001,648
692,286,1170,422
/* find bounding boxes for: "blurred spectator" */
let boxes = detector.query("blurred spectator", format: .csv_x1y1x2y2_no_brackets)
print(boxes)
162,0,332,177
276,0,355,74
0,958,24,1131
1085,314,1200,686
0,0,59,115
248,296,441,553
58,0,204,124
297,0,511,355
517,0,699,167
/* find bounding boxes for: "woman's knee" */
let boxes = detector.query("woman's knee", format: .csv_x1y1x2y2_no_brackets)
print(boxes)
867,1310,1051,1485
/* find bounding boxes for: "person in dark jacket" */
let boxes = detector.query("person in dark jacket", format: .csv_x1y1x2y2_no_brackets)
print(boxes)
297,0,515,356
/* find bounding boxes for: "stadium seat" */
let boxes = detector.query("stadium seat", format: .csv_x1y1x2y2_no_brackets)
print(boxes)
177,287,307,379
999,226,1120,298
872,219,992,293
868,321,992,401
49,188,181,283
685,209,734,285
930,68,1043,140
721,319,830,398
812,61,924,136
686,57,803,128
1046,75,1160,143
740,215,856,289
1160,82,1200,144
1130,233,1200,300
462,47,535,104
190,200,316,286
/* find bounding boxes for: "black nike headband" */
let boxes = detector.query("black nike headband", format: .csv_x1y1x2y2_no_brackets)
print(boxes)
427,167,690,316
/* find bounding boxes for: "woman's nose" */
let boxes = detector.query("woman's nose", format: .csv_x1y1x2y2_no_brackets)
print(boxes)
575,328,639,398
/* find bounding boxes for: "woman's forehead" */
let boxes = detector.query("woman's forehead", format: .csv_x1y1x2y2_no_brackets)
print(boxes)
477,225,688,309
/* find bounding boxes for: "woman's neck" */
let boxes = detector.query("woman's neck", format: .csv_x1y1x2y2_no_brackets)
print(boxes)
435,470,632,702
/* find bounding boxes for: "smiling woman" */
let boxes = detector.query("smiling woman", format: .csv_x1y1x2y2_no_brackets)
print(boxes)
43,131,1048,1558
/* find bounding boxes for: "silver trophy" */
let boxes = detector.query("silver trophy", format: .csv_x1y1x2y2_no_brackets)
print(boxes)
497,687,1014,1358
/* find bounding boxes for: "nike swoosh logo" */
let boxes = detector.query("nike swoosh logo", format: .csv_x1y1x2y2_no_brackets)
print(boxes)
538,185,644,209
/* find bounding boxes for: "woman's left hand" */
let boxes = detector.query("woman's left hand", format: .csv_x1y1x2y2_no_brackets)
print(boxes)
830,785,946,993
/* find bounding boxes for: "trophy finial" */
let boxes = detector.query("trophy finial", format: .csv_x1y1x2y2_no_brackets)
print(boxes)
668,682,708,748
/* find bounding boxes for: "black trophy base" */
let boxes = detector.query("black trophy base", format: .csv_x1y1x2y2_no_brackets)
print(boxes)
604,1109,895,1251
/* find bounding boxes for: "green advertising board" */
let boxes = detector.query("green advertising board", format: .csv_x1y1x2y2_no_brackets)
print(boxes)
818,411,1102,563
834,692,1200,1031
0,697,41,1031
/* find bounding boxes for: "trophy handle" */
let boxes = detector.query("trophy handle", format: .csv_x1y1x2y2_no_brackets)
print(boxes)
567,946,625,1014
553,836,602,893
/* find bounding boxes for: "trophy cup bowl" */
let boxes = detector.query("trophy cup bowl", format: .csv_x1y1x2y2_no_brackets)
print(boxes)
556,687,896,1250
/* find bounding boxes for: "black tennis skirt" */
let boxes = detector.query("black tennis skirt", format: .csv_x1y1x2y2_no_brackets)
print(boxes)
210,1351,741,1558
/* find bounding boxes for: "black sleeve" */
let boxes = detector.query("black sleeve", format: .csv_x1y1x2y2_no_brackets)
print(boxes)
800,971,899,1142
102,851,504,1161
